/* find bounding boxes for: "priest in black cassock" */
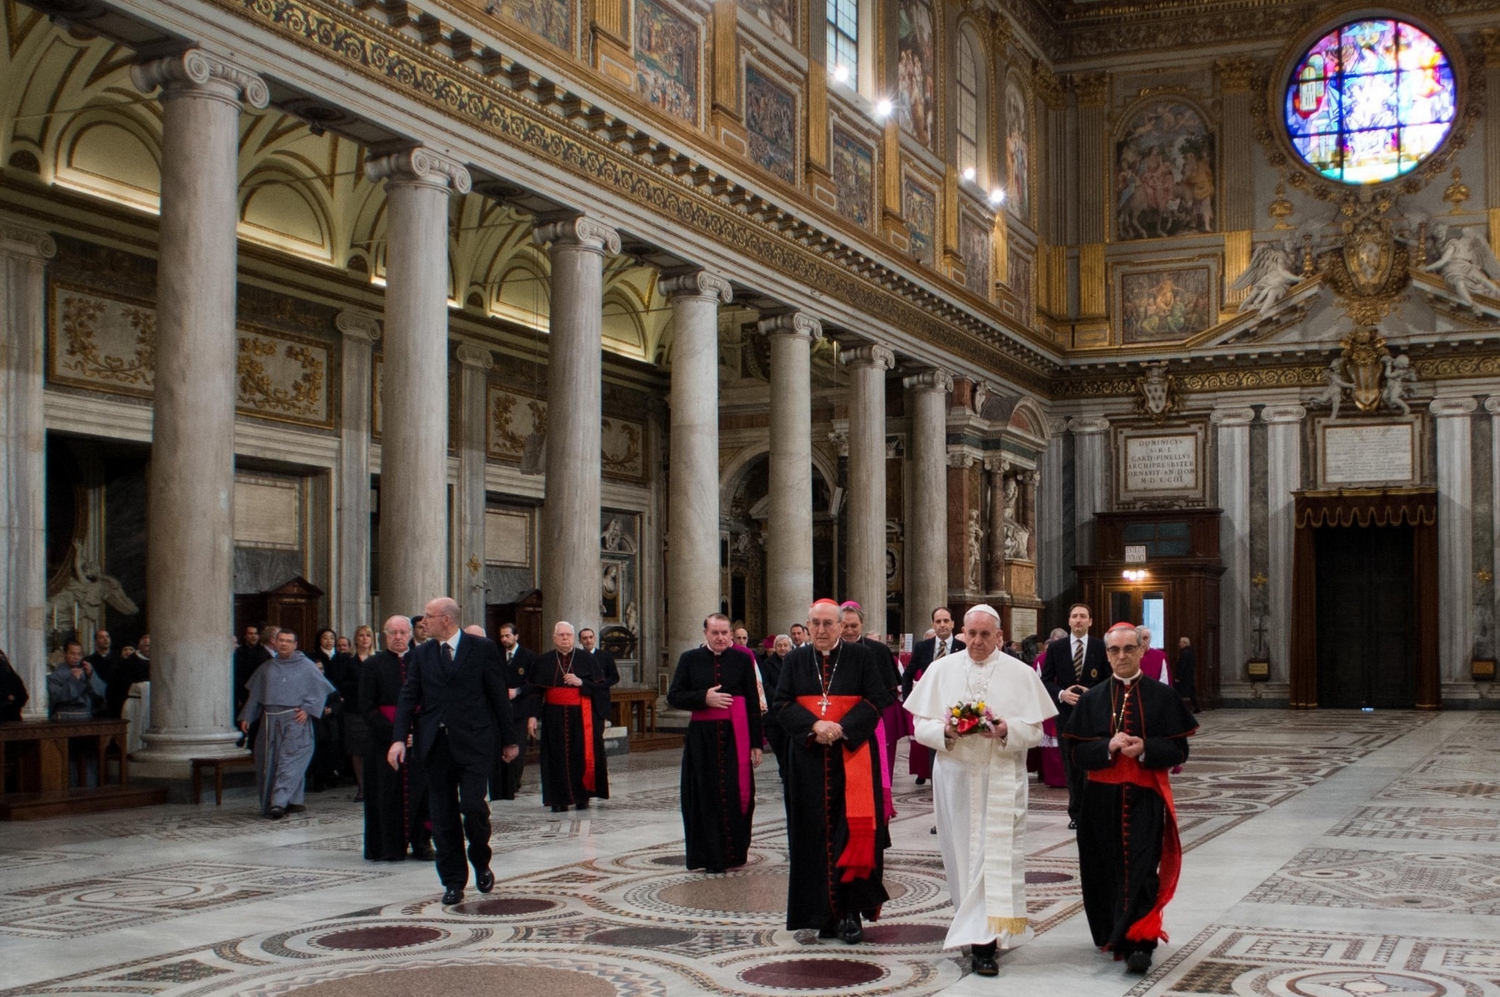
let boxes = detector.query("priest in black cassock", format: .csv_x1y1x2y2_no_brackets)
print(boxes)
667,613,764,873
773,598,893,944
522,621,610,811
359,616,431,861
1063,622,1197,975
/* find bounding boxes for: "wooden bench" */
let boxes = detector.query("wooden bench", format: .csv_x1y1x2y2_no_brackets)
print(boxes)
190,753,256,805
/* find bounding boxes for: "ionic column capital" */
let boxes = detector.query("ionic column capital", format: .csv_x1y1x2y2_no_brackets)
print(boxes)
1430,396,1479,418
1068,416,1110,435
455,342,494,371
0,221,56,262
947,449,978,468
1046,416,1069,437
132,49,269,109
660,269,733,303
1211,406,1257,427
839,344,897,371
1484,395,1500,416
758,311,822,342
903,368,953,394
365,145,472,195
335,308,382,343
1261,403,1307,424
983,455,1011,474
533,213,621,254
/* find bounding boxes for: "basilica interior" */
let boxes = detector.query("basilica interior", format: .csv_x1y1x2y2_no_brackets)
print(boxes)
3,0,1500,992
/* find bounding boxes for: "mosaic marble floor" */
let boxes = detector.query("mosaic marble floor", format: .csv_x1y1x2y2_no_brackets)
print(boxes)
3,709,1500,997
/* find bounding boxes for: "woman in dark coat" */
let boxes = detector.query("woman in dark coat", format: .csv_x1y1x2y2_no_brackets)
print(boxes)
0,649,28,722
337,625,377,801
308,628,345,791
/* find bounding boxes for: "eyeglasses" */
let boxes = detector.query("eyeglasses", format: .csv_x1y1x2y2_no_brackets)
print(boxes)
1105,645,1140,656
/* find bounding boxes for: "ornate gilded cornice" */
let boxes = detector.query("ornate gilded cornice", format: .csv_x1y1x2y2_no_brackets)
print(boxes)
204,0,1058,391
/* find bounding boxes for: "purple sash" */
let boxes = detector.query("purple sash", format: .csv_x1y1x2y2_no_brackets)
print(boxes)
690,695,751,814
873,718,896,821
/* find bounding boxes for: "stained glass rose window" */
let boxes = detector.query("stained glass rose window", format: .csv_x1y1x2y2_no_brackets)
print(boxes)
1286,18,1455,184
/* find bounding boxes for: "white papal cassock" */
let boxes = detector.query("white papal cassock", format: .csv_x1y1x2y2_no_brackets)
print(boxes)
904,647,1058,950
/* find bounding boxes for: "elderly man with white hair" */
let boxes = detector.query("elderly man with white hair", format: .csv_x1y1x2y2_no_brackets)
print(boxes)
521,620,611,812
904,604,1057,977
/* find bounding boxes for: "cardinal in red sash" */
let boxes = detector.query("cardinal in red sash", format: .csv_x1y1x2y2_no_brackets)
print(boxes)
1063,621,1197,975
772,598,893,944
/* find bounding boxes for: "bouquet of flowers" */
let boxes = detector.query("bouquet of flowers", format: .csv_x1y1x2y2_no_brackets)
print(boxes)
948,700,998,736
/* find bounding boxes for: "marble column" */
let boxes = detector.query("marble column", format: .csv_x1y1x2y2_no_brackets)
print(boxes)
761,311,821,633
1262,403,1305,686
660,270,732,662
366,147,470,618
903,369,952,628
1433,396,1478,685
0,221,54,718
985,457,1009,594
1213,406,1256,673
1488,395,1500,665
534,215,620,631
841,343,895,625
335,310,380,636
1070,416,1110,566
132,51,268,763
456,343,494,629
1036,417,1069,605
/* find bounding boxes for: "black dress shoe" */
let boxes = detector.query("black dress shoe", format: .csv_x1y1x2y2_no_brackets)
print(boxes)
441,886,464,905
1067,819,1078,830
971,941,999,976
577,799,589,809
1125,950,1152,974
476,867,494,893
410,843,434,860
838,914,862,944
914,777,926,785
551,804,567,813
268,806,286,819
929,826,937,834
817,918,840,939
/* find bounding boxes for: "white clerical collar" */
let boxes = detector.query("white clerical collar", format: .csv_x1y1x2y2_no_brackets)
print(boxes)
1117,670,1142,686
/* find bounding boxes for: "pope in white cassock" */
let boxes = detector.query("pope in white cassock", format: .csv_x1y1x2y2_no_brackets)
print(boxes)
904,604,1058,977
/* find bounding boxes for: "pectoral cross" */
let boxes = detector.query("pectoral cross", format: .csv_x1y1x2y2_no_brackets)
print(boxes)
819,696,830,716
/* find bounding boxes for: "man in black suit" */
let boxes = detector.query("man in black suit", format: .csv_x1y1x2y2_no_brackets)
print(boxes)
492,622,537,801
578,627,620,723
1040,603,1109,828
389,597,519,906
1175,637,1199,712
900,607,965,787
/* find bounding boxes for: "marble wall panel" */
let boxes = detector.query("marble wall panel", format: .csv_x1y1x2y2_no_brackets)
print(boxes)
47,282,334,429
486,386,646,481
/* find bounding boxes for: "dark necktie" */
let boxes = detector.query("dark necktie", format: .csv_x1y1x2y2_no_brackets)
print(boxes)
1073,638,1084,676
442,642,453,667
937,639,947,658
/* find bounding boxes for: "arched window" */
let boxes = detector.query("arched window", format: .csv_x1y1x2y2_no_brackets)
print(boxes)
827,0,859,89
955,30,983,181
1285,18,1455,184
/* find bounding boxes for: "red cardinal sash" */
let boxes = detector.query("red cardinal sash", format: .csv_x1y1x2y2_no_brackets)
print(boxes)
690,696,751,815
544,686,596,791
797,694,878,883
1088,753,1181,944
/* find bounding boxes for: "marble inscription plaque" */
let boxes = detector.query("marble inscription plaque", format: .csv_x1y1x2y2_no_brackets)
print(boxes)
1123,433,1199,492
485,508,531,566
1010,607,1038,639
234,476,300,550
1323,423,1414,484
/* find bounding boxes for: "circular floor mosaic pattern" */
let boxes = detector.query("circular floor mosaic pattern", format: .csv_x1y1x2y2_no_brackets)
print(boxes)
739,957,887,990
285,965,617,997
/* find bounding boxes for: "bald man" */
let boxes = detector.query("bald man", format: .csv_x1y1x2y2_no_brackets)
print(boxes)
390,597,519,905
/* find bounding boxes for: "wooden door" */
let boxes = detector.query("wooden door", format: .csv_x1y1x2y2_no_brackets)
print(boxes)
1315,525,1415,708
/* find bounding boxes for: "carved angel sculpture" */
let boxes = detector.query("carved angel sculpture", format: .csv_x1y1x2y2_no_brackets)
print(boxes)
1231,239,1303,316
1380,353,1415,416
1322,357,1356,422
1424,223,1500,308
